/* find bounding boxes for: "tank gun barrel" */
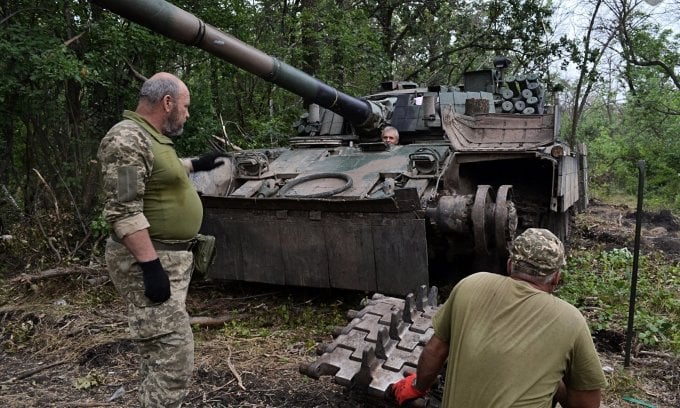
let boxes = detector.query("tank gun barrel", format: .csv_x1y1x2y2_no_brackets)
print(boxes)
91,0,384,131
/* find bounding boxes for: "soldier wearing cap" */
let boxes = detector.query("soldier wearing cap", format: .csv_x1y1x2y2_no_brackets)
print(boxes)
391,228,607,408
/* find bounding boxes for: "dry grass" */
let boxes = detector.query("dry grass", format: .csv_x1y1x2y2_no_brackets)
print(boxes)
0,274,381,407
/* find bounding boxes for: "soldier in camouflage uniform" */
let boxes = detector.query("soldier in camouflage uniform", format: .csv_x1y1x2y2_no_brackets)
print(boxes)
391,228,607,408
98,72,225,407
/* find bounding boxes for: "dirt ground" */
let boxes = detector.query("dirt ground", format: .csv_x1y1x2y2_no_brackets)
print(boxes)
0,201,678,408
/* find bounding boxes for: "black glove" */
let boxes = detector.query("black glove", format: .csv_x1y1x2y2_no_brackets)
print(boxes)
139,258,171,303
191,152,228,172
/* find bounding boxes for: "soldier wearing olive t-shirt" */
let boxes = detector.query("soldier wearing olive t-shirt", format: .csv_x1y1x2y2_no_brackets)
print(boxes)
391,228,607,408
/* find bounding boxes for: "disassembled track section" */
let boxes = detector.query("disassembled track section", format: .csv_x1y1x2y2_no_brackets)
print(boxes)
299,285,440,399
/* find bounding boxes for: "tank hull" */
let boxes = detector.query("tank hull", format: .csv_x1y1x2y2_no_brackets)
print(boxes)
200,195,428,294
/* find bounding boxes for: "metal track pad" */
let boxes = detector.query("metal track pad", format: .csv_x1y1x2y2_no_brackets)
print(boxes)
300,285,440,399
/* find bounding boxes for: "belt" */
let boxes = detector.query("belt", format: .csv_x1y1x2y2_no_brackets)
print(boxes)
110,234,197,252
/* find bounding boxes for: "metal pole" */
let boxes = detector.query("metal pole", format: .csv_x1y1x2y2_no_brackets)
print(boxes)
624,160,645,367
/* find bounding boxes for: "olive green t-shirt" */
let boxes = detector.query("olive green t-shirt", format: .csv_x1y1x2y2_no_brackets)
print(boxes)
433,272,607,407
98,110,203,240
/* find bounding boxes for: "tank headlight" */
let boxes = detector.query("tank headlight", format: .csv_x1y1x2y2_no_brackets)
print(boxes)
409,148,441,175
412,155,437,174
550,145,564,158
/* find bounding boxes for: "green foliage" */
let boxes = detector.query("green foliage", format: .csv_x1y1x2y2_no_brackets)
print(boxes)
558,2,680,211
221,298,345,344
73,370,105,390
0,318,36,352
89,215,110,239
558,248,680,352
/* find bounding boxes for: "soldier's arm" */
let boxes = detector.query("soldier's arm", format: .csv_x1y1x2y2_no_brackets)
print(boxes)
555,381,601,408
414,334,449,391
98,122,157,262
120,227,157,262
556,314,606,408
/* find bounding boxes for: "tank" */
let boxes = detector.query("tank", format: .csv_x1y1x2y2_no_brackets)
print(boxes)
92,0,588,295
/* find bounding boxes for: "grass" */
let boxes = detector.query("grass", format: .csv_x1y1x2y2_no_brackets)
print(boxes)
558,246,680,353
218,296,348,350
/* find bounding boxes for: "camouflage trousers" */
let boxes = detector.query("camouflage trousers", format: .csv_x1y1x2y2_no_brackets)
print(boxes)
105,239,195,408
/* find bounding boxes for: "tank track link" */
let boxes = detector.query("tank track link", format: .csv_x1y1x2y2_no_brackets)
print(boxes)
299,285,440,401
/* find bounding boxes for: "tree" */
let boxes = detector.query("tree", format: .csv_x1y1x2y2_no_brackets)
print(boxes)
358,0,561,85
559,0,680,208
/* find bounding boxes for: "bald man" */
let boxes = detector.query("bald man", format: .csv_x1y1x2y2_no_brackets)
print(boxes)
98,73,224,407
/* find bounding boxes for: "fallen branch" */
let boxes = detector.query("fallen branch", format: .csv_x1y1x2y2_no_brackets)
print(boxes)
217,113,243,151
208,291,280,301
0,359,68,384
190,314,246,327
212,134,243,151
10,266,102,284
638,350,675,359
63,31,84,47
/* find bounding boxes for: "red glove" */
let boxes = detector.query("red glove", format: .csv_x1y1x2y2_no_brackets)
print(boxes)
391,373,427,406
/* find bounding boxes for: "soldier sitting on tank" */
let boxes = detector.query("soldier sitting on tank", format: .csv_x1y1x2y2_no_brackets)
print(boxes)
389,228,607,408
381,126,399,145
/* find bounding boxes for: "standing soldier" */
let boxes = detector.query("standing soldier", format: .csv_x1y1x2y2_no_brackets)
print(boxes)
98,72,225,407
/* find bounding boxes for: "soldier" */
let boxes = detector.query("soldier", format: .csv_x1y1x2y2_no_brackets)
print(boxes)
390,228,607,408
381,126,400,145
98,72,225,407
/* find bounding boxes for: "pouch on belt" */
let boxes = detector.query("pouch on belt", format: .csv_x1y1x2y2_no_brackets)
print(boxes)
193,234,216,275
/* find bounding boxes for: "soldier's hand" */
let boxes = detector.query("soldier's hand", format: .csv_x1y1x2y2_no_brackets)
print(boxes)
139,258,171,303
191,152,229,172
389,373,427,406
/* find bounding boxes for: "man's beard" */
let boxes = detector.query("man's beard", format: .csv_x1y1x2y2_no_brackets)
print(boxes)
162,107,184,137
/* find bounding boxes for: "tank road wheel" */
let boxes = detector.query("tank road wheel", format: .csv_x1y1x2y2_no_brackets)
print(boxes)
472,185,495,256
494,185,518,257
278,172,353,198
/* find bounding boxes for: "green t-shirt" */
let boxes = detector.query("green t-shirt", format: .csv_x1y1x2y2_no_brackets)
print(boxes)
433,272,607,408
98,110,203,240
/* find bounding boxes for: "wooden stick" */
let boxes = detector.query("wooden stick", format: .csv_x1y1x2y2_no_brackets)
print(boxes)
190,314,245,327
10,266,101,283
0,359,68,384
188,379,235,403
227,344,246,390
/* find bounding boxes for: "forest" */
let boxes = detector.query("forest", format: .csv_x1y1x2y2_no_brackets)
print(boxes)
0,1,678,238
0,1,679,406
